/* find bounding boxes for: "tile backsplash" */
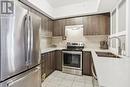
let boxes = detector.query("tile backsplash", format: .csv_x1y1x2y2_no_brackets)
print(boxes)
40,37,52,50
51,25,108,49
52,35,108,49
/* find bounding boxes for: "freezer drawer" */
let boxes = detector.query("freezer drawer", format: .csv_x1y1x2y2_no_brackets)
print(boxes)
0,66,41,87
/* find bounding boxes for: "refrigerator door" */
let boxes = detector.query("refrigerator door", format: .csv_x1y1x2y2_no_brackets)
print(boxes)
0,66,41,87
0,1,29,81
28,10,41,68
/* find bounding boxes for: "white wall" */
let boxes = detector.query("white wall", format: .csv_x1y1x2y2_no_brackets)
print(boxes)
126,0,130,56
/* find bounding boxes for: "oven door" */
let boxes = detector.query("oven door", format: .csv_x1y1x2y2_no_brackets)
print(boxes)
62,51,82,69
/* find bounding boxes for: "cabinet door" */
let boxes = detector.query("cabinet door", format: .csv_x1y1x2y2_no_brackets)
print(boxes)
83,51,92,76
41,54,45,76
48,19,53,36
45,53,51,77
53,19,65,36
55,50,62,71
48,52,52,75
83,14,110,35
65,17,83,25
98,15,110,35
51,51,56,71
42,52,50,78
49,51,53,73
50,51,56,72
83,16,88,35
41,16,49,33
83,16,99,35
43,53,48,77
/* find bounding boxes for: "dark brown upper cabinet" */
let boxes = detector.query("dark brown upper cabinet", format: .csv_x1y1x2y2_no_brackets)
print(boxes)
83,14,110,35
41,15,53,37
41,16,49,32
53,19,65,36
48,19,53,35
52,13,110,36
99,15,110,35
65,17,83,26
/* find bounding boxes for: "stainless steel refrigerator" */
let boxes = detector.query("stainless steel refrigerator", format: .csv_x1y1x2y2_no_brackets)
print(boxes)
0,0,41,87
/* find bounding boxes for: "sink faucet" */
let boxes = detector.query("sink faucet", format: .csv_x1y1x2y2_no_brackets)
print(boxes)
108,36,122,55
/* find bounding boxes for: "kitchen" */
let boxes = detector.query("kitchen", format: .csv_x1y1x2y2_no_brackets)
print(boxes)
0,0,130,87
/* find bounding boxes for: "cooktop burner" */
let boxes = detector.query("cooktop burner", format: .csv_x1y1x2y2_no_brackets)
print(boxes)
63,42,85,51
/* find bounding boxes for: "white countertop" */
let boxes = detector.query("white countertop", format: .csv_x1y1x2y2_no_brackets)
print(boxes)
91,50,130,87
41,47,110,53
41,47,130,87
41,47,65,53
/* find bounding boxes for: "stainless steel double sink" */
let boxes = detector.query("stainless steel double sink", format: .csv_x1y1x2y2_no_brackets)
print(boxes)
96,52,120,58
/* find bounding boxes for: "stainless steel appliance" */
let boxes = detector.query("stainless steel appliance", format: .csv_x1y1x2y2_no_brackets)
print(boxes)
0,0,41,87
62,42,84,75
0,66,41,87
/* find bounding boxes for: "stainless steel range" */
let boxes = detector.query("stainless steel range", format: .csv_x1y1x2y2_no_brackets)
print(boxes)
62,42,84,75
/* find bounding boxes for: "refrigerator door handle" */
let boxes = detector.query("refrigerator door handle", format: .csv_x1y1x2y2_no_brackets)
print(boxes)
24,14,31,66
23,14,29,66
29,15,33,65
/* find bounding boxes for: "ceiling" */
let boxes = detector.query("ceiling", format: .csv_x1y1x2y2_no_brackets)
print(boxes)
27,0,120,19
47,0,86,8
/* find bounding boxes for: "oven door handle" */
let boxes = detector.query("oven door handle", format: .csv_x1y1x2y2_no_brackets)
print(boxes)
62,51,82,54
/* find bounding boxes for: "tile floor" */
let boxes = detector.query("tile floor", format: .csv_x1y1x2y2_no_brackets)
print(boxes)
42,71,95,87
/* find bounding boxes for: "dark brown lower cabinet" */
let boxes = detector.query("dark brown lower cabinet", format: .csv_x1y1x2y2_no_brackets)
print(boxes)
83,51,92,76
47,52,52,75
41,51,56,78
41,53,46,81
51,51,56,72
55,50,62,71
